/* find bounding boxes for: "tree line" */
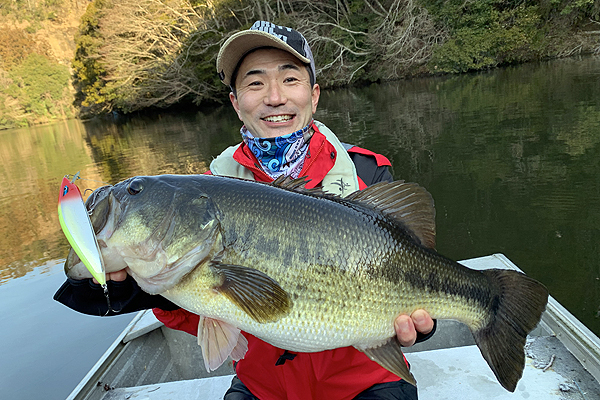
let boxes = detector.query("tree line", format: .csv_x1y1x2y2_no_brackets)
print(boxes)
1,0,598,127
73,0,599,117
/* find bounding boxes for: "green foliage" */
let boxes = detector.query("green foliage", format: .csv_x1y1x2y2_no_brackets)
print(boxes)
545,0,600,21
71,0,114,116
0,53,72,129
422,0,600,74
422,1,544,73
10,53,69,103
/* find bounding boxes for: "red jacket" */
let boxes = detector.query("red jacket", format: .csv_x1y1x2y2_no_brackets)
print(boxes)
153,123,398,399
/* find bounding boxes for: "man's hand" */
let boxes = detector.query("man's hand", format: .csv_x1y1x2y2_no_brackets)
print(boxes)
395,309,434,347
92,269,128,284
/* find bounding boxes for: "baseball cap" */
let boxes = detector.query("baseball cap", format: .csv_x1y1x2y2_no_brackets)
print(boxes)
217,21,316,87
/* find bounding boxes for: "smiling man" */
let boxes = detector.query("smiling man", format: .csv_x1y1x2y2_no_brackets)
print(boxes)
153,21,436,399
230,49,318,139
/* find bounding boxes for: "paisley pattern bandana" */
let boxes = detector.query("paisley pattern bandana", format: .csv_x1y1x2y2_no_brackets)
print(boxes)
241,120,314,179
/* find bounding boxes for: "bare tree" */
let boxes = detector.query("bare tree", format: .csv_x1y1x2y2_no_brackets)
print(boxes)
295,0,446,85
98,0,225,111
91,0,445,112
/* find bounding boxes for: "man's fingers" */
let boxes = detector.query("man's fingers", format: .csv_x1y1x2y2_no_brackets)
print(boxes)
109,270,128,282
92,269,128,284
394,310,434,347
411,309,434,335
394,314,417,347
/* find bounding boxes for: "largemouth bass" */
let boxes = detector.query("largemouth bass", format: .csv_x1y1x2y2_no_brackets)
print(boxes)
65,174,548,392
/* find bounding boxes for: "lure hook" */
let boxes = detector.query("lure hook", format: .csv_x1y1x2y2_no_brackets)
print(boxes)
102,284,122,315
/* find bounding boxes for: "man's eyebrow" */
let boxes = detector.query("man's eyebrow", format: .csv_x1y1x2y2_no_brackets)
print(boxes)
279,63,300,72
243,69,266,79
241,63,301,80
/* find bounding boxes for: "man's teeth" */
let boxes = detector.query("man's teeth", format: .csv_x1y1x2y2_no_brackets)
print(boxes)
263,115,293,122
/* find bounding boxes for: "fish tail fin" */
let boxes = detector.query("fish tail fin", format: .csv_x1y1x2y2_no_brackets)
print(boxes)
473,269,548,392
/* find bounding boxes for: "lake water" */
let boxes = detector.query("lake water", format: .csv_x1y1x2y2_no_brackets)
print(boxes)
1,55,600,399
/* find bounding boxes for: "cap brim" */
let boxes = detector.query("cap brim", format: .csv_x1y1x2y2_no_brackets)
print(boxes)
217,30,311,86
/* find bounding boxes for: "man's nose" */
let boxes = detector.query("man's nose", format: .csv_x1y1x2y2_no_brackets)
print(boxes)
264,81,286,106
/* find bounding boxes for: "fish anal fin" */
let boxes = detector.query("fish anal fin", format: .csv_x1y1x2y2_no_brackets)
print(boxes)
230,330,248,362
473,269,548,392
346,181,436,249
356,337,416,386
197,316,246,372
211,262,291,323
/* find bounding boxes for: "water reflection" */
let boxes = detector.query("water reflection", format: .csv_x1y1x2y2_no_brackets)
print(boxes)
0,107,242,283
0,120,92,282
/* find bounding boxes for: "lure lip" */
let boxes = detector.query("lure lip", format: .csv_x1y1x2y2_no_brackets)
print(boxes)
58,174,106,286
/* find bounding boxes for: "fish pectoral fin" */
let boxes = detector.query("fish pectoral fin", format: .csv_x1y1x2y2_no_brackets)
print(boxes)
197,316,247,372
356,337,416,386
211,262,291,323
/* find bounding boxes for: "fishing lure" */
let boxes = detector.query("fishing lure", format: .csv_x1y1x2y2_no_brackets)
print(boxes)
57,173,106,286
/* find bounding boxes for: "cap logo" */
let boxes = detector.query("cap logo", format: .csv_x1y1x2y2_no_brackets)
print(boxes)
251,21,291,42
249,21,306,58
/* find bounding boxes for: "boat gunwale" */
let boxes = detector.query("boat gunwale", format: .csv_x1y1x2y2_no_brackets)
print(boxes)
66,253,600,399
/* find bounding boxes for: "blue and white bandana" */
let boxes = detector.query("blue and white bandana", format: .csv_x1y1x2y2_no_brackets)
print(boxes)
241,121,314,179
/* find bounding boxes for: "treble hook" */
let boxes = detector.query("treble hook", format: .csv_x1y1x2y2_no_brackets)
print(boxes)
102,284,123,315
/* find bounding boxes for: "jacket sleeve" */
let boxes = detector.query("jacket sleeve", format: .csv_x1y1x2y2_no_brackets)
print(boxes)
53,275,180,317
345,145,393,186
153,308,200,336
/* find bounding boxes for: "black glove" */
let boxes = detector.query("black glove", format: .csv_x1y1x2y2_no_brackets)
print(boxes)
53,275,180,316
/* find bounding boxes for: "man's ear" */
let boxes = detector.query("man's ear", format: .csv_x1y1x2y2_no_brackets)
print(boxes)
229,92,243,121
311,84,320,115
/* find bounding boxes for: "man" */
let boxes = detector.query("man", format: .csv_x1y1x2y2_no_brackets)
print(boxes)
55,21,435,399
160,20,436,399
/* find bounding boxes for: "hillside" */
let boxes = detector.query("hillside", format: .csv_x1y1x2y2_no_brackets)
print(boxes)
0,0,88,129
1,0,599,128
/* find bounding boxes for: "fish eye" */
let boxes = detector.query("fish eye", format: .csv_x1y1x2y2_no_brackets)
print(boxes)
127,179,144,195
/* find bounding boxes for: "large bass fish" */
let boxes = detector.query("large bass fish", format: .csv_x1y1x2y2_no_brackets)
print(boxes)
65,174,548,392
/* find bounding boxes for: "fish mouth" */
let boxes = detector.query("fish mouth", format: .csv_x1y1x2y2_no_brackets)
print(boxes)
86,185,114,234
63,181,183,288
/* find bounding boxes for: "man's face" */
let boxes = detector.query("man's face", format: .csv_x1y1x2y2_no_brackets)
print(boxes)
230,48,320,138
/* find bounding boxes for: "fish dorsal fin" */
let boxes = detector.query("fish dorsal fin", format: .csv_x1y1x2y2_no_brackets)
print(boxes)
197,316,248,371
211,262,292,323
346,181,436,249
271,175,324,195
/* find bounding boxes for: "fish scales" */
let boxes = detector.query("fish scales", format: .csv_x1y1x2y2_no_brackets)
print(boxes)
65,174,548,391
161,177,491,350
